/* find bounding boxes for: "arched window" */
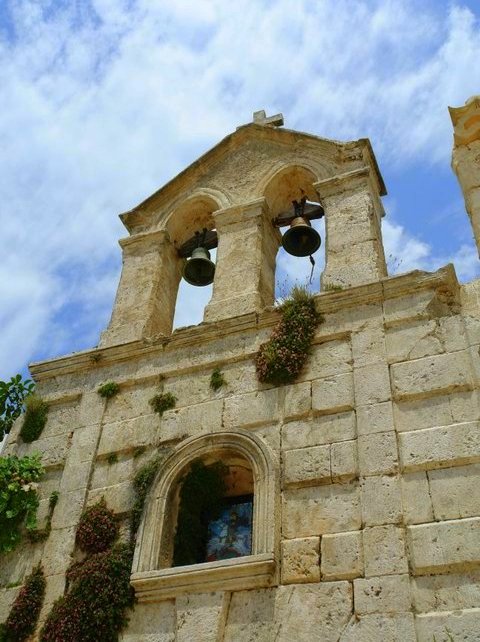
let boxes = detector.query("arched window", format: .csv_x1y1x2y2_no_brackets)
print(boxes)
131,430,279,601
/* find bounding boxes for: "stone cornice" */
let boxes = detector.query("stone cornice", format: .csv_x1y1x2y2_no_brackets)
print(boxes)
29,265,459,382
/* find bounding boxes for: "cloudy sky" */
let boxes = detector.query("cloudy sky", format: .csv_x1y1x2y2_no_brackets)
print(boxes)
0,0,479,380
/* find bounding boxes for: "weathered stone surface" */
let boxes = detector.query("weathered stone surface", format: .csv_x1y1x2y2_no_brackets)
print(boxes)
321,530,363,580
303,339,353,380
282,411,356,449
98,415,158,456
161,399,223,440
357,401,394,435
412,570,480,613
361,475,402,525
340,612,416,642
283,445,330,487
428,463,480,520
354,361,391,406
331,440,357,481
399,422,480,471
354,574,411,614
358,431,398,475
393,390,480,432
391,350,474,400
408,517,480,575
311,372,354,414
176,591,230,642
363,525,408,577
281,537,320,584
385,320,443,364
222,588,276,641
400,472,434,524
284,381,311,420
415,609,480,642
282,483,361,538
120,600,176,641
223,388,280,428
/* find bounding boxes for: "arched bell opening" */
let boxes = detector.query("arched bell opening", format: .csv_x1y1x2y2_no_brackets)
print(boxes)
166,195,220,330
263,165,326,299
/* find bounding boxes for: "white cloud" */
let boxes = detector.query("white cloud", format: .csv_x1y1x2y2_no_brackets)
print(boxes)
0,0,479,377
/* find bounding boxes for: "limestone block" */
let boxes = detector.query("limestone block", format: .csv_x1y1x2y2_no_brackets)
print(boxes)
78,390,106,427
223,587,276,641
363,525,408,577
281,536,320,584
119,600,176,642
42,401,79,439
399,422,480,471
91,457,134,490
102,384,159,424
88,481,133,514
39,573,66,622
0,539,43,587
385,320,443,364
383,289,448,326
60,460,91,493
252,423,281,452
351,325,387,366
438,315,469,352
283,381,311,420
428,464,480,520
50,489,86,529
16,433,71,468
0,587,20,622
273,582,353,642
331,440,357,481
354,574,411,614
412,570,480,613
303,339,353,380
321,530,363,580
340,613,416,642
311,372,354,414
464,314,480,346
283,445,331,487
358,431,398,475
41,527,75,576
393,390,480,432
282,411,356,450
400,472,434,524
408,517,480,575
72,424,102,462
357,401,394,435
176,591,230,642
37,468,62,501
415,609,480,642
354,362,391,406
98,415,158,456
282,483,361,538
223,388,280,429
161,399,223,441
390,350,473,400
361,475,402,526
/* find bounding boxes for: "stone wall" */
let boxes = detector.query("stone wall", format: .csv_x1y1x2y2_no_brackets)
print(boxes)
2,263,480,641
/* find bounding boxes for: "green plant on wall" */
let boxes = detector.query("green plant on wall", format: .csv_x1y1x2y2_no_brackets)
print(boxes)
0,375,35,441
255,285,323,385
130,455,162,542
173,460,227,567
20,395,49,443
149,392,176,416
0,454,44,554
0,564,46,642
97,382,120,399
210,367,226,392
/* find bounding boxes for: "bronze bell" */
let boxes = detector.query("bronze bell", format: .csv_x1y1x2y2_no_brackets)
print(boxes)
282,216,321,257
182,246,216,287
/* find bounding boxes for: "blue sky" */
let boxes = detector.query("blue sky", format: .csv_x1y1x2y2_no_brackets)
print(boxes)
0,0,479,380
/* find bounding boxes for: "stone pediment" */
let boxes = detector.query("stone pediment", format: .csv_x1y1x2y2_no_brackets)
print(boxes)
120,122,386,235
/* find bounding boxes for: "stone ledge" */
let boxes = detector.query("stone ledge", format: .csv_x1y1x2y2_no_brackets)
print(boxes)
131,553,276,601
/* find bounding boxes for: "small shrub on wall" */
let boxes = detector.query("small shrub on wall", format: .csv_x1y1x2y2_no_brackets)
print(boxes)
76,498,119,554
97,382,120,399
255,286,323,385
149,392,176,416
0,454,44,553
20,395,49,443
0,564,46,642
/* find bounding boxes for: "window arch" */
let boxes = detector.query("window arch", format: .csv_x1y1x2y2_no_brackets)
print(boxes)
131,430,279,601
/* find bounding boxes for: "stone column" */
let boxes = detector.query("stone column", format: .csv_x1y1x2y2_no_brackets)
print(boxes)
314,167,387,289
204,198,280,323
100,230,182,347
450,96,480,256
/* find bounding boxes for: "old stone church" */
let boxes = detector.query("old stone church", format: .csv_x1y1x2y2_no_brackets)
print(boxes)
1,97,480,641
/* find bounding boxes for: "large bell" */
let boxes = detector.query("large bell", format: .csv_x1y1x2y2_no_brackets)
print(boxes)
182,246,216,286
282,216,321,257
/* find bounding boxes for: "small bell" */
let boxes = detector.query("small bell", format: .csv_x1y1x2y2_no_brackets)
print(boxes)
282,216,321,257
182,246,216,286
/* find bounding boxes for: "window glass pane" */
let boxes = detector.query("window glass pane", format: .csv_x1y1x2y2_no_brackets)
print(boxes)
206,495,253,562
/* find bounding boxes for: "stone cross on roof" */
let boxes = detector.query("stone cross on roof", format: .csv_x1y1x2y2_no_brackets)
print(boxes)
252,110,284,127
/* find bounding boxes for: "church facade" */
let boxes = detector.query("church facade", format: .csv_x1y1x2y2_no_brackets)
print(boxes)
1,98,480,641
